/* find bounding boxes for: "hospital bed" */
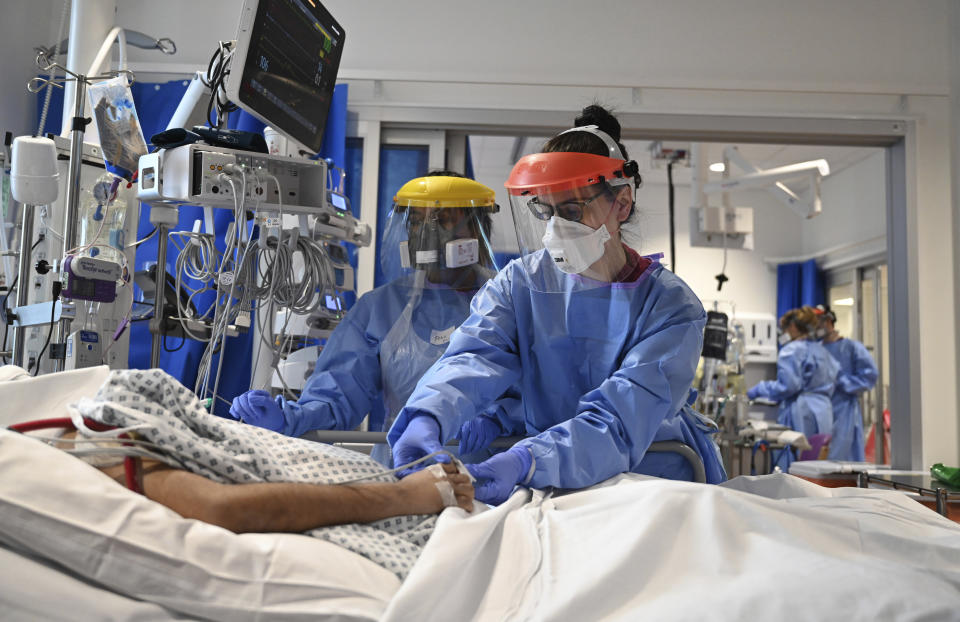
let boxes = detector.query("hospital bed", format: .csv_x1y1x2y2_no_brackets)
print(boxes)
302,430,708,485
2,366,959,622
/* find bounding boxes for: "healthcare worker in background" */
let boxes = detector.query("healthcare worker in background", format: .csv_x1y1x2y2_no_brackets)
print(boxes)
747,306,840,441
815,305,878,461
231,173,522,465
388,105,727,505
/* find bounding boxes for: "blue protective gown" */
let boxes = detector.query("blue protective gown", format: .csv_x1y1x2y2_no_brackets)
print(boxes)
388,251,727,488
751,339,840,440
823,338,878,461
279,272,520,465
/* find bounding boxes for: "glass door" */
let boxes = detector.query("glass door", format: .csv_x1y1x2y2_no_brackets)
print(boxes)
859,264,889,463
826,263,889,464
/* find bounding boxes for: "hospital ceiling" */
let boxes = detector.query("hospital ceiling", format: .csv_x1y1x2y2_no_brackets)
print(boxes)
469,135,879,189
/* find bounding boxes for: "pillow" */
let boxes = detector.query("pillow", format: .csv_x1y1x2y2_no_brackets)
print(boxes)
0,365,110,427
0,429,400,621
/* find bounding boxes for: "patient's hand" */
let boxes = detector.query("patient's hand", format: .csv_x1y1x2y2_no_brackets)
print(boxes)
397,462,474,514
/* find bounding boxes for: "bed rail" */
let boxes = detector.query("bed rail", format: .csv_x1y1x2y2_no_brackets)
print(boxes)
301,431,707,484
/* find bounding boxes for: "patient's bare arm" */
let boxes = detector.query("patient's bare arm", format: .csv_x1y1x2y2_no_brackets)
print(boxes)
137,462,473,533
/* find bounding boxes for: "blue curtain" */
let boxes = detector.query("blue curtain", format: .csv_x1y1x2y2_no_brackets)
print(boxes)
340,136,364,309
373,146,429,288
37,80,348,417
776,258,825,321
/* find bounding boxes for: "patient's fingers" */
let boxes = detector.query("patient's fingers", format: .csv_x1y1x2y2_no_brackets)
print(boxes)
453,480,473,502
456,492,473,512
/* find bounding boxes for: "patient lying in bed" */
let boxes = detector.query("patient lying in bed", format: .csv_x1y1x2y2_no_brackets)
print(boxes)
77,438,473,532
47,367,471,578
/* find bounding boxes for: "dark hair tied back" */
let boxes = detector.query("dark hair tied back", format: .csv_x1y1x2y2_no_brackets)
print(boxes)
543,104,629,160
575,105,622,144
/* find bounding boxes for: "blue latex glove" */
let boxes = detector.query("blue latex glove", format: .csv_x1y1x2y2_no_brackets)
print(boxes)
230,390,285,432
392,414,447,476
466,446,532,505
747,386,760,401
457,414,504,456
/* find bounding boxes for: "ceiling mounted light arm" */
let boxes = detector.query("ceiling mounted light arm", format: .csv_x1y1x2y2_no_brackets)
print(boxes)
702,156,829,219
723,145,804,211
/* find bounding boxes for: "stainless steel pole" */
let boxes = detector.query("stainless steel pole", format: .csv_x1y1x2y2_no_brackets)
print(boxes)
62,78,87,254
52,77,90,372
11,204,35,367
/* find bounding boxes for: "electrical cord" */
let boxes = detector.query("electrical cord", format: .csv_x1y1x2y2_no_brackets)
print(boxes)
667,157,679,274
201,42,237,129
156,161,341,403
198,169,253,401
337,449,468,485
126,226,157,249
162,333,185,353
247,169,284,386
39,209,65,240
0,273,18,365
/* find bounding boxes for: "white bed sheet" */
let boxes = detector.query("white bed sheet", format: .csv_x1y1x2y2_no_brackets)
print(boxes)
4,366,960,621
0,542,197,622
386,473,960,622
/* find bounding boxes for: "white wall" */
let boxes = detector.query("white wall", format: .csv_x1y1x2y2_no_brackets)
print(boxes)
640,183,797,317
323,0,948,96
907,96,958,468
0,0,58,139
800,150,887,267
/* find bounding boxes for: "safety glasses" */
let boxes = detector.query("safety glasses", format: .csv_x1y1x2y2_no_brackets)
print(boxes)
526,187,609,223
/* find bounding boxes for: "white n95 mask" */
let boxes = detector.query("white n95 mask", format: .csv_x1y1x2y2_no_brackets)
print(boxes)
542,216,611,274
778,331,793,346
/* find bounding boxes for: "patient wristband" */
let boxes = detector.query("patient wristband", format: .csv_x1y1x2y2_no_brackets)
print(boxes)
426,463,458,507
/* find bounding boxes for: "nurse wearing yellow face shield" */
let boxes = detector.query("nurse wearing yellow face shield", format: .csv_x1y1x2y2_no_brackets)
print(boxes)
231,172,523,465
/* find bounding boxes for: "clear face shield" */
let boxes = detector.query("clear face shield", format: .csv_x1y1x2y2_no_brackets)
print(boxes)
380,204,500,290
505,151,638,291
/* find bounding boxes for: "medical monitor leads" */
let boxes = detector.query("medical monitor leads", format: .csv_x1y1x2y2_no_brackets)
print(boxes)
228,0,345,154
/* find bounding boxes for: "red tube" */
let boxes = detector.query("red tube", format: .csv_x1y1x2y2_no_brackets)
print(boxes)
9,417,142,494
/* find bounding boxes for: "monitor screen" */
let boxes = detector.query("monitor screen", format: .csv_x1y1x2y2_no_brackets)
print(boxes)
231,0,345,153
329,191,347,212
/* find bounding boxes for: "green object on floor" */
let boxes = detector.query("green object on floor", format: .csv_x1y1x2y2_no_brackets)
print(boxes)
930,463,960,487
